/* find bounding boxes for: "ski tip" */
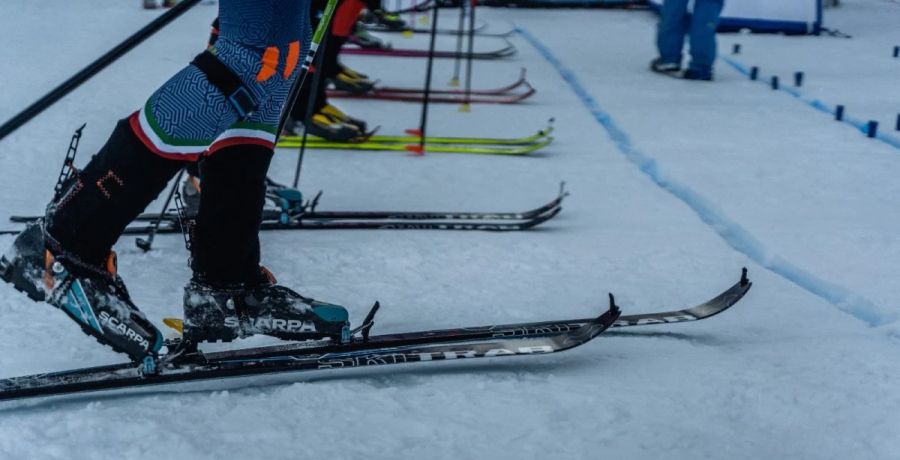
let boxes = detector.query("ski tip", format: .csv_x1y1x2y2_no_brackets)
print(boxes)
163,317,184,334
605,293,622,319
404,128,423,137
405,144,425,155
558,181,569,198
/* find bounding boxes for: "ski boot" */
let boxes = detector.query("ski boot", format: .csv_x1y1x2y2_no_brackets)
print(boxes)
361,10,410,32
349,25,391,50
284,111,365,142
320,104,368,133
183,268,350,344
0,221,164,363
329,66,376,94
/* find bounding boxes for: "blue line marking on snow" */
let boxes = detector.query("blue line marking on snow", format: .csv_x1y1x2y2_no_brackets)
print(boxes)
515,26,896,327
723,57,900,151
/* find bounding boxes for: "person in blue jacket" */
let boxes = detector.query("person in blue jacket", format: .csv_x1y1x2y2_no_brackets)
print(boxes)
650,0,725,80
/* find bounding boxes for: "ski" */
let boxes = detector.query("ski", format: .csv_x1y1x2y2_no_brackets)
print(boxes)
275,137,553,155
10,182,565,225
281,120,553,146
327,84,535,104
360,22,514,38
341,41,516,60
5,183,566,238
287,185,565,221
384,0,441,14
403,26,514,38
4,207,561,236
334,68,528,96
0,305,620,402
0,268,751,402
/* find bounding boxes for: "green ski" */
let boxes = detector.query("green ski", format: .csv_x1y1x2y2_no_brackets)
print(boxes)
276,137,553,155
280,121,554,146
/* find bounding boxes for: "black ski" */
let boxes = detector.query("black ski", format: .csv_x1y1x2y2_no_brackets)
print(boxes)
2,207,560,236
0,305,620,402
7,184,566,233
0,269,750,402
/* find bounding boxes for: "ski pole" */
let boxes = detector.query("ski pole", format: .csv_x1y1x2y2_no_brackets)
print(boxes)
406,0,440,154
449,1,467,87
292,32,330,189
0,0,202,142
136,168,185,252
461,0,476,112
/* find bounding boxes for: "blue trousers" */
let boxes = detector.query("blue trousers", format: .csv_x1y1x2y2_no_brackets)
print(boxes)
656,0,724,75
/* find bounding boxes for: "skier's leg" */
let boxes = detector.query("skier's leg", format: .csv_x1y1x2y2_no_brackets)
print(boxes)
686,0,724,78
184,0,350,343
1,0,311,362
328,0,376,92
654,0,690,67
191,145,272,286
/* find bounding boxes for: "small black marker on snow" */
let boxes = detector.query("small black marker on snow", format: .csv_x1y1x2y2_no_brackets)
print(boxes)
771,76,779,90
866,121,879,138
894,46,899,58
835,105,845,121
732,44,741,55
896,113,900,131
794,72,804,87
750,66,759,80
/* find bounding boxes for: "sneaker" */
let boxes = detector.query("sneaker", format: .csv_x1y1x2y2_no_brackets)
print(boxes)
682,69,713,81
183,269,350,344
650,58,681,74
1,221,164,362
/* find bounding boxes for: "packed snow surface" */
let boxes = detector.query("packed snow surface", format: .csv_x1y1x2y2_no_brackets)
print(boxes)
1,1,899,459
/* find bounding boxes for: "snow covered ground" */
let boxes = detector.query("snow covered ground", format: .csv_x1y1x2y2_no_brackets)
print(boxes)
1,1,899,459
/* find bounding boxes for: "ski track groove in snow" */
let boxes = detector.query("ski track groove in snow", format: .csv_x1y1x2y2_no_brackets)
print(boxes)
515,25,896,328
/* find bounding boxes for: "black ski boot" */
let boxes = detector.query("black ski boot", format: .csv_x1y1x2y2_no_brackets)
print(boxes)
2,118,184,364
183,269,350,343
1,221,164,363
183,143,350,345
